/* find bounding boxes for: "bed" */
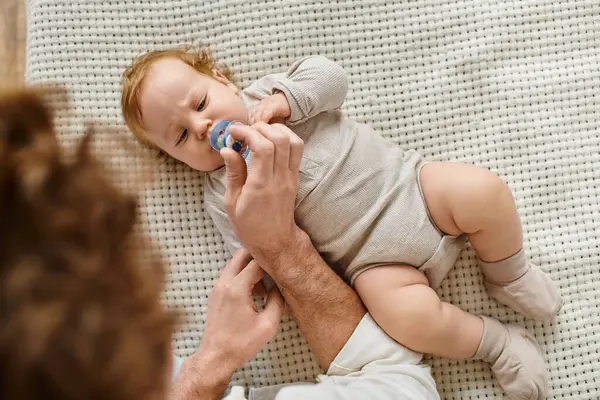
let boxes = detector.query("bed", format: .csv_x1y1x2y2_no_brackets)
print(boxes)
26,0,600,398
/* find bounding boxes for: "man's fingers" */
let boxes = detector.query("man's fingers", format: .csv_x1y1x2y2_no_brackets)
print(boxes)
252,280,267,297
228,123,272,151
253,122,290,175
236,260,265,294
228,124,274,183
221,147,248,214
282,301,292,316
272,124,304,173
260,286,285,331
220,248,253,280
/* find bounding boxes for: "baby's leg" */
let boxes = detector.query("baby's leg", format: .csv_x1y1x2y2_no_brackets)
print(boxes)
356,266,548,400
420,162,561,320
355,264,483,359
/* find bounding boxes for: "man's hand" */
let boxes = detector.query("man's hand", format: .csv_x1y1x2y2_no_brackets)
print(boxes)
202,249,284,371
220,123,366,372
220,123,304,266
248,92,291,125
169,249,284,400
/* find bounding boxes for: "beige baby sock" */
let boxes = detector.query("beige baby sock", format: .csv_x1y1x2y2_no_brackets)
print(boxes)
474,316,548,400
480,248,562,320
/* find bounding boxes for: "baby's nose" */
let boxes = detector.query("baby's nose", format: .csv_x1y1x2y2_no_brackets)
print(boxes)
194,119,212,139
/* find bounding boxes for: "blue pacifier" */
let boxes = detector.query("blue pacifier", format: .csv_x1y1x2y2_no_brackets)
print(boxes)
209,120,250,159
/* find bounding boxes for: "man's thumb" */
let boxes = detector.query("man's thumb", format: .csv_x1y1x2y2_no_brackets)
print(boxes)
221,147,247,197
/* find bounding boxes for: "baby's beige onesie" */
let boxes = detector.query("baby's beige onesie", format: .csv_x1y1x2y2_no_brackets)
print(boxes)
204,56,465,288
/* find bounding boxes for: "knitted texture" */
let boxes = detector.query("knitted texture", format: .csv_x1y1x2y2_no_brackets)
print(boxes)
26,1,600,398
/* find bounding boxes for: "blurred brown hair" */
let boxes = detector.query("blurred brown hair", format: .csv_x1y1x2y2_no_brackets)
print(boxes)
0,88,175,400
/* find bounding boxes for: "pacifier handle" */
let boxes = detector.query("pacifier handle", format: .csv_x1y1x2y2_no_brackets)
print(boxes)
209,120,250,159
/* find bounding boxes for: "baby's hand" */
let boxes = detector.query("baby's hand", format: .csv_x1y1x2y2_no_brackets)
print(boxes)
248,92,291,125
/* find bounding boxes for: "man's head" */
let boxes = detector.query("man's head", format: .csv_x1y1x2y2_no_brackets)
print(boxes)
121,46,249,171
0,89,175,400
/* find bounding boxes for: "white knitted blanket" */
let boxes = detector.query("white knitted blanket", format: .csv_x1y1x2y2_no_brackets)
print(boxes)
26,0,600,398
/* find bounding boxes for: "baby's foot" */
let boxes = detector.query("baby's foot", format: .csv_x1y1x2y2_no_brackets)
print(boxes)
475,316,548,400
485,263,562,320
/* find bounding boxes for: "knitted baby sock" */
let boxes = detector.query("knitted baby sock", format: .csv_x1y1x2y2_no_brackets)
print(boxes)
480,249,562,320
474,316,547,400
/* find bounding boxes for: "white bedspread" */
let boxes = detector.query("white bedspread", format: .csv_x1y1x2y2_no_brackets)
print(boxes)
26,0,600,398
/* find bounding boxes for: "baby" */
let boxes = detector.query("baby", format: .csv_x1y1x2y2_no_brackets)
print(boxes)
121,46,561,400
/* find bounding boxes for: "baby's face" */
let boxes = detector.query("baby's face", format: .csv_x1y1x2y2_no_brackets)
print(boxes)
138,58,249,171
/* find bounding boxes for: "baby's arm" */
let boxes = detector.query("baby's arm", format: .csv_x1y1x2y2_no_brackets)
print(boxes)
244,56,349,124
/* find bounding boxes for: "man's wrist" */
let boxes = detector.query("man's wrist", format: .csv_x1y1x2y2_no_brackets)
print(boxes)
193,344,238,385
169,347,236,400
254,225,367,370
258,227,323,290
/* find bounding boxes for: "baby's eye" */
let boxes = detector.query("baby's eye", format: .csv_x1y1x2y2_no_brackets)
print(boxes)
176,129,188,146
197,97,207,111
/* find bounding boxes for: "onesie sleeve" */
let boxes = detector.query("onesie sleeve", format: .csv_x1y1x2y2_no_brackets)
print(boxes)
203,170,243,256
242,56,349,124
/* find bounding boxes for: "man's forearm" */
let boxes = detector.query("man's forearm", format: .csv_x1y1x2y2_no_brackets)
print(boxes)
168,348,234,400
259,228,366,370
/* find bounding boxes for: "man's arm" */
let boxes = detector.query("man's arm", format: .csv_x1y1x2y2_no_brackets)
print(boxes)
221,123,366,370
168,348,232,400
168,250,284,400
264,228,365,369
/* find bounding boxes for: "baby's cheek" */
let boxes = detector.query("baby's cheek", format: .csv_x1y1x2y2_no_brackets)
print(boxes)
235,99,250,124
212,153,226,169
197,149,225,172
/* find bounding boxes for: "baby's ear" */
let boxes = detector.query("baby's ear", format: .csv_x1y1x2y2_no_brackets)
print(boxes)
212,70,239,94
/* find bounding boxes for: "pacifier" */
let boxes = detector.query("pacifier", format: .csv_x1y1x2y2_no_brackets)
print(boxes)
209,120,250,159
